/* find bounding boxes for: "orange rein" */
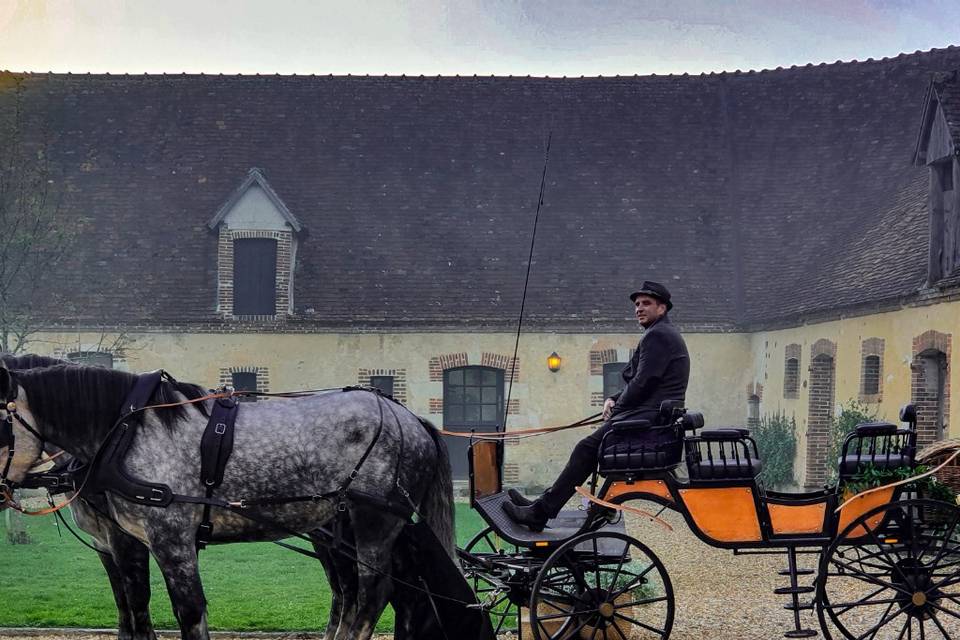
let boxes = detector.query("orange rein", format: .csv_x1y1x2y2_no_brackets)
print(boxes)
574,486,674,532
9,386,601,516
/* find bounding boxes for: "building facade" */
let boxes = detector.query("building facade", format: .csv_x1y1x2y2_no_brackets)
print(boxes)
3,48,960,488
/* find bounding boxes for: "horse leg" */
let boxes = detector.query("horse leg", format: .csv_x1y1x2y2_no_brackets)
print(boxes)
335,506,405,640
73,500,156,640
149,540,209,640
312,532,357,640
107,529,156,640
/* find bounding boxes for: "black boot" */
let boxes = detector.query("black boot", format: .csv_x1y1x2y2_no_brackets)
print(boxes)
507,488,533,507
502,501,548,532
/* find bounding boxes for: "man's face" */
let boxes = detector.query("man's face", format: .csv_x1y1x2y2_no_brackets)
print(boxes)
634,295,667,328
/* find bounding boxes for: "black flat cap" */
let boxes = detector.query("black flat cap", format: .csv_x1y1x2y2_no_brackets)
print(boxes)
629,281,673,310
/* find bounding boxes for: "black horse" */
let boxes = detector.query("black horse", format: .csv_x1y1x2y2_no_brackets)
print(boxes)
0,362,458,640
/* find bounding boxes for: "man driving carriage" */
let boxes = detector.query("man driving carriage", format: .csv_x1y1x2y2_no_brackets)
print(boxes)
503,281,690,530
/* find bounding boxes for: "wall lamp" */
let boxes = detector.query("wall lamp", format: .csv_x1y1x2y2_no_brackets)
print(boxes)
547,351,562,372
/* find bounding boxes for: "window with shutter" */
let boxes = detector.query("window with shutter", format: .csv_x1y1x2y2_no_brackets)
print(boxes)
233,238,277,316
370,375,394,397
232,371,258,402
602,362,628,399
67,351,113,368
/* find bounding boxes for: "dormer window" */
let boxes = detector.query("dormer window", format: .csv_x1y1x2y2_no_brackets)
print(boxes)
208,168,302,320
914,72,960,283
233,237,277,315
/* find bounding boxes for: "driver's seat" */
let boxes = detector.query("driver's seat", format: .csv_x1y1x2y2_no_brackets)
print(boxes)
597,401,686,476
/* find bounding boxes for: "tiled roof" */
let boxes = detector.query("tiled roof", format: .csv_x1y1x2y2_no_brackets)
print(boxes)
2,47,960,331
934,72,960,151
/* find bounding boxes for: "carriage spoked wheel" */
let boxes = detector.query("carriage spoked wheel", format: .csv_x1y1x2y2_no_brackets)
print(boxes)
817,498,960,639
463,525,526,637
529,531,674,640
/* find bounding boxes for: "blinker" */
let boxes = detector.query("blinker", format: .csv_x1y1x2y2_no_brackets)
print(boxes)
6,401,16,413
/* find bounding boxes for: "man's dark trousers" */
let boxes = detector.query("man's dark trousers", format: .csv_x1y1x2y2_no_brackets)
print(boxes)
536,409,658,518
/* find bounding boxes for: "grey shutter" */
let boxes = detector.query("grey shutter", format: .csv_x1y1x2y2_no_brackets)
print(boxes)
233,238,277,315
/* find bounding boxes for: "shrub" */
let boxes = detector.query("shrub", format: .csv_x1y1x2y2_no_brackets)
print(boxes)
827,400,879,484
753,411,797,490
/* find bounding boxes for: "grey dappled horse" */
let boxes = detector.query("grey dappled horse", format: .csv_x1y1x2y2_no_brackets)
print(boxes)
0,363,454,640
1,355,363,640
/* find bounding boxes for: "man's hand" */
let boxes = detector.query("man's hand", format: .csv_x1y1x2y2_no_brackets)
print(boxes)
602,398,616,421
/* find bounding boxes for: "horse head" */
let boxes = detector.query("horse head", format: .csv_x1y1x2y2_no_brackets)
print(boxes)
0,366,45,507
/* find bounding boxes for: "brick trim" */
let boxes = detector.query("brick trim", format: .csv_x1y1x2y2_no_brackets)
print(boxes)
481,352,520,382
589,348,619,375
911,330,952,447
810,338,837,360
357,367,407,404
428,352,469,381
804,346,835,489
217,227,293,320
859,337,885,403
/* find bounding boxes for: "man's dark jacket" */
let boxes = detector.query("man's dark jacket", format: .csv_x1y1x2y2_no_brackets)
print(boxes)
609,314,690,418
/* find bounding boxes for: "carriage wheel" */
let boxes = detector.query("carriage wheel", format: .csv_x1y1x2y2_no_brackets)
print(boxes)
463,526,523,637
817,498,960,639
529,531,674,640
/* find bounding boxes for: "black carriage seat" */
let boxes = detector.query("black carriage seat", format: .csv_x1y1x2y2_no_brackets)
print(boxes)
839,421,915,477
597,419,684,475
685,428,763,481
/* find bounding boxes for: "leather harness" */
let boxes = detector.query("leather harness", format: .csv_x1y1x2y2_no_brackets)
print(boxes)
10,374,415,552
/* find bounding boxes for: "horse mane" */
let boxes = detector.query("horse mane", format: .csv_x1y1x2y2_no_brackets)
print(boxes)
1,353,71,370
14,364,206,433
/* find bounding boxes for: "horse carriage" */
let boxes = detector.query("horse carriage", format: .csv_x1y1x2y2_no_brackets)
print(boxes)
459,401,960,640
2,357,960,640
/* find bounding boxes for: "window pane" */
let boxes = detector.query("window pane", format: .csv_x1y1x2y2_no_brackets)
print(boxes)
370,375,394,397
447,370,463,385
464,405,481,423
465,386,481,404
445,406,463,424
232,371,258,403
481,387,498,404
464,368,480,385
68,351,113,369
482,369,497,385
481,405,498,423
445,385,463,403
602,362,627,398
233,238,277,316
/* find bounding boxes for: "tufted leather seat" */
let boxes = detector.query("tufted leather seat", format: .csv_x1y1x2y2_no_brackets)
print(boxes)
839,453,907,476
687,457,763,480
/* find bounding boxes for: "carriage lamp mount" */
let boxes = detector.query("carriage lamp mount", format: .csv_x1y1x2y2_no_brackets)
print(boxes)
547,352,562,372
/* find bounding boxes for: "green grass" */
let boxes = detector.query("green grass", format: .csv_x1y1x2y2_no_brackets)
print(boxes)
0,504,488,632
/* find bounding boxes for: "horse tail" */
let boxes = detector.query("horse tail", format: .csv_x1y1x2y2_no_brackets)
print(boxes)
417,417,456,560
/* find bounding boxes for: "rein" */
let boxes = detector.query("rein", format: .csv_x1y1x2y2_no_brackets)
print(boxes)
2,389,233,516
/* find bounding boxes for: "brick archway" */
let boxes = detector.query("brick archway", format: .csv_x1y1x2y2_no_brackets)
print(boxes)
912,330,952,446
805,339,836,489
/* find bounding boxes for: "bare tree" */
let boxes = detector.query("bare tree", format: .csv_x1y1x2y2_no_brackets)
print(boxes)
0,76,70,354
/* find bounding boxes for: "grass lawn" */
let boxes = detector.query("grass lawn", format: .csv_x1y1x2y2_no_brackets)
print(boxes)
0,503,488,632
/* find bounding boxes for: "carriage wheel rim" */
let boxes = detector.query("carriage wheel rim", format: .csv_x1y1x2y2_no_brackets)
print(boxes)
817,497,960,640
528,530,674,640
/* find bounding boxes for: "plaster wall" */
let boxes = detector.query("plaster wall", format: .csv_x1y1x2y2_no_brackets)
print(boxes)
223,184,290,230
32,329,751,488
748,301,960,487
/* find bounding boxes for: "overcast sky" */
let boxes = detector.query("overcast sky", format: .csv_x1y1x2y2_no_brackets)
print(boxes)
1,0,959,76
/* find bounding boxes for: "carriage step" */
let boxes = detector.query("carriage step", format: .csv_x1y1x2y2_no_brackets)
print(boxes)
783,630,818,638
774,586,815,595
783,601,814,611
779,568,815,576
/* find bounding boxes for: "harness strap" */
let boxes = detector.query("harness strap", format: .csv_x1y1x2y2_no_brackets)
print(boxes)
196,396,238,549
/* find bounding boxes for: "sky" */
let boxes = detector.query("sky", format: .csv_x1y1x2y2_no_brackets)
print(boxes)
1,0,959,77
